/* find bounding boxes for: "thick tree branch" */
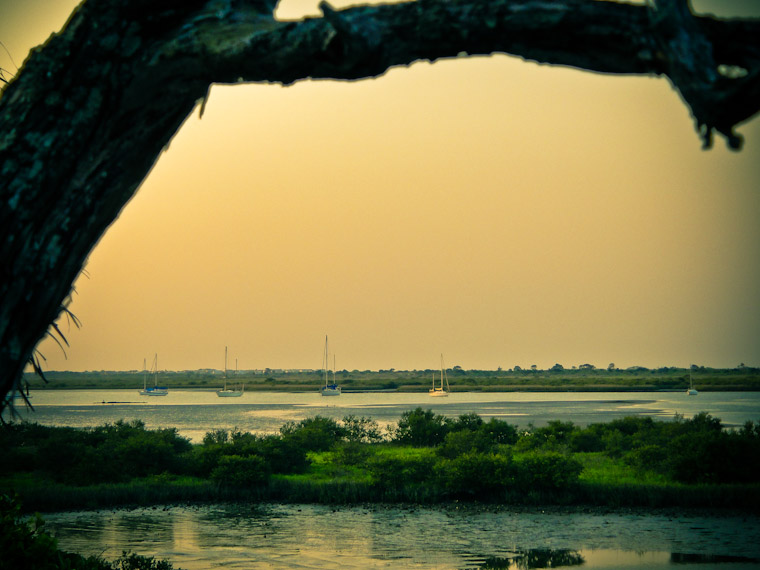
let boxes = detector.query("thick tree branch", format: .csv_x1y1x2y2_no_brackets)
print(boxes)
0,0,758,408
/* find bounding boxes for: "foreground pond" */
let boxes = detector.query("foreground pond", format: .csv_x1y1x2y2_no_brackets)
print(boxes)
44,504,760,569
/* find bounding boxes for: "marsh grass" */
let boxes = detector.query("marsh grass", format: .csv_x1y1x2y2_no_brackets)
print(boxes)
576,452,669,486
8,470,759,513
4,412,760,513
23,367,760,392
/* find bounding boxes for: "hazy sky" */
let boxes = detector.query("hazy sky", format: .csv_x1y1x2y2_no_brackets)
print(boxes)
2,0,759,372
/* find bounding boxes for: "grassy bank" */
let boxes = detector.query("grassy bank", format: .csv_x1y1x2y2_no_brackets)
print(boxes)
3,411,760,513
8,471,759,514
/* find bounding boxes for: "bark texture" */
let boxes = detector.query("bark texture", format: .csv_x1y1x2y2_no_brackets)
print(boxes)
1,0,758,409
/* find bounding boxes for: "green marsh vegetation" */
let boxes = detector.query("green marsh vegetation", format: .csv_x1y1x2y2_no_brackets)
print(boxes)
22,365,760,392
2,411,759,513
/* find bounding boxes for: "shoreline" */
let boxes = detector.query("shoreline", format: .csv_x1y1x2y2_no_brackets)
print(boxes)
18,367,760,394
12,478,760,515
14,385,760,393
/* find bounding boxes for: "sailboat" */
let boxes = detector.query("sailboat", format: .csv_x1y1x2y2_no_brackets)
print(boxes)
686,373,698,396
429,354,450,397
217,346,244,397
320,335,341,396
139,354,168,396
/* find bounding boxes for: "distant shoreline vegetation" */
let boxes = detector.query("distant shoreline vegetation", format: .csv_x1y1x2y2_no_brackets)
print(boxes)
20,365,760,392
2,410,759,514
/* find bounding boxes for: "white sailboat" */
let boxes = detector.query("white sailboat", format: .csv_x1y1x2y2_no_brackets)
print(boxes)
320,335,341,396
429,354,450,397
139,354,168,396
686,373,698,396
217,346,244,397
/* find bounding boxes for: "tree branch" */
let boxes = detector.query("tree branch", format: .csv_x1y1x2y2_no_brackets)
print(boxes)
0,0,758,407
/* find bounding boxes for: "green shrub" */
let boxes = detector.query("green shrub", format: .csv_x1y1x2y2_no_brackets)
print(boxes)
332,441,372,466
514,452,583,490
452,413,484,432
392,408,451,446
262,436,309,473
202,429,229,446
189,444,226,477
435,452,515,497
655,415,760,484
366,452,436,487
479,418,518,445
3,421,194,485
437,429,494,459
210,455,270,487
624,444,668,473
568,429,604,453
342,415,383,443
515,421,577,452
280,416,345,452
192,431,310,476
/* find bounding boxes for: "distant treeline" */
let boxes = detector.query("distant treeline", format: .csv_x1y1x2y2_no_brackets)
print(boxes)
2,409,760,512
21,365,760,392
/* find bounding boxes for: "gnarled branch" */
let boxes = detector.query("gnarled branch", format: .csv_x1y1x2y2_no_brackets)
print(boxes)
0,0,758,408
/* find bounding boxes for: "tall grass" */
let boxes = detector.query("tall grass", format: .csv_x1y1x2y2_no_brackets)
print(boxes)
11,472,760,513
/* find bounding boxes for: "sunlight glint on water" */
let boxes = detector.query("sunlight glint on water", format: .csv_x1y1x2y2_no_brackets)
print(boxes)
43,504,760,570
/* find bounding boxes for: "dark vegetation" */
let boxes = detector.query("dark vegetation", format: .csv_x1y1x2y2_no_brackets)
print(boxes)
2,410,760,513
0,495,178,570
21,365,760,392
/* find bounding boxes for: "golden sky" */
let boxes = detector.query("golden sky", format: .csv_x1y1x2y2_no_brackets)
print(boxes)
2,0,759,372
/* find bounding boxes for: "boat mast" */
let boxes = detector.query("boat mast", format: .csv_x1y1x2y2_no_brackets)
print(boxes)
440,354,449,391
323,335,329,387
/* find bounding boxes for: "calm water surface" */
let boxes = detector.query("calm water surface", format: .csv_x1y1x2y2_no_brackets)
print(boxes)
44,504,760,569
9,389,760,443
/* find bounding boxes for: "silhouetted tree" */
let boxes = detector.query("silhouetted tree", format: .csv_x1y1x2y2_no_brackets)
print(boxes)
1,0,759,407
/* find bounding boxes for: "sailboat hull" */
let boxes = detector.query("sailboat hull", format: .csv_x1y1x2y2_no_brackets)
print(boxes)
216,391,243,397
139,388,168,396
320,386,341,396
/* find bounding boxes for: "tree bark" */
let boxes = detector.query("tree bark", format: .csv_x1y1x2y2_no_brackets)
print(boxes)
1,0,758,409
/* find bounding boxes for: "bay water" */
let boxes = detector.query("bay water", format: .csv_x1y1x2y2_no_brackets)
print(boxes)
43,503,760,569
9,389,760,443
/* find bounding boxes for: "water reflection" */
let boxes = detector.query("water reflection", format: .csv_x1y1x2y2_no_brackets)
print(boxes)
473,549,584,569
43,504,760,570
671,552,760,564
